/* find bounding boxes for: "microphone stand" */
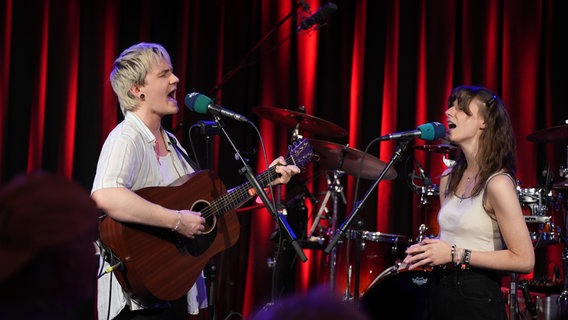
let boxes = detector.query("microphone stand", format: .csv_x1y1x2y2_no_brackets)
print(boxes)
324,138,411,302
213,116,307,265
198,120,219,320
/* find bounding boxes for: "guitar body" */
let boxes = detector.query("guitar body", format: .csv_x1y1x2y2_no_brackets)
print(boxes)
99,170,240,302
98,138,314,303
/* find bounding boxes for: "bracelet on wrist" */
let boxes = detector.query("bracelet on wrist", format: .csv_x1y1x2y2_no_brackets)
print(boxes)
454,247,462,267
461,249,471,270
172,210,181,232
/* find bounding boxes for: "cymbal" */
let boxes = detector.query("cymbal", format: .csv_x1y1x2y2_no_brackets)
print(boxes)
253,106,347,137
414,144,458,155
309,139,397,180
526,125,568,143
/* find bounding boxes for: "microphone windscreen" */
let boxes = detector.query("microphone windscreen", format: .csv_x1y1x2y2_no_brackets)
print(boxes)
417,122,447,141
184,93,214,114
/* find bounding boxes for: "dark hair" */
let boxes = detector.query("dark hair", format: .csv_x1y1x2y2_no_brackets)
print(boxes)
444,85,516,198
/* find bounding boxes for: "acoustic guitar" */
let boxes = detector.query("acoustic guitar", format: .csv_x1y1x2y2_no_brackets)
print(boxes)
98,139,314,302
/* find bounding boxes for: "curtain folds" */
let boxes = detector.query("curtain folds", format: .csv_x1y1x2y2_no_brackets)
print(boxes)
2,0,566,318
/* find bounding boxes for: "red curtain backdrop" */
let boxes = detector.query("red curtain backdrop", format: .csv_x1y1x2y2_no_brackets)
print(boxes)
2,0,567,318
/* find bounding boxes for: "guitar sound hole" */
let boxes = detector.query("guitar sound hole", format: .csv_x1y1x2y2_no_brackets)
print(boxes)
192,200,216,234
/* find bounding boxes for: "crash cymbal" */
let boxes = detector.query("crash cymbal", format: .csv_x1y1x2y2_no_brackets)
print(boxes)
309,139,397,180
526,125,568,143
253,106,347,138
414,144,458,155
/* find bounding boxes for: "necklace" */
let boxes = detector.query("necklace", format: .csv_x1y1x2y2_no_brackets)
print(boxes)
460,176,473,201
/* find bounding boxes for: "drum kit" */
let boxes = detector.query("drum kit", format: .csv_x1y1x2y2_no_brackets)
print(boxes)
254,105,568,318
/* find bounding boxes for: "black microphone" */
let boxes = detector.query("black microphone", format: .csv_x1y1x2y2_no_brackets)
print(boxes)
377,122,446,141
297,2,338,32
184,92,250,122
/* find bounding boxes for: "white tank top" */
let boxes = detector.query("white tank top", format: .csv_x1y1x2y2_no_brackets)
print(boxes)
438,172,513,251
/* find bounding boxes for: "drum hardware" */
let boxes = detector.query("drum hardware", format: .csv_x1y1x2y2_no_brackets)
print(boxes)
308,170,345,238
560,245,568,317
518,185,562,247
316,170,347,292
406,153,441,238
524,124,568,318
304,137,399,298
325,138,410,305
509,272,520,319
416,223,428,243
414,143,458,169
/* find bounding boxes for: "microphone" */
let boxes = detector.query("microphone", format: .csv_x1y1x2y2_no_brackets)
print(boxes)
185,92,250,122
297,2,338,32
377,122,446,141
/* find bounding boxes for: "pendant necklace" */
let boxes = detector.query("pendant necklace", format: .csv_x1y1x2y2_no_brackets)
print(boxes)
460,176,472,202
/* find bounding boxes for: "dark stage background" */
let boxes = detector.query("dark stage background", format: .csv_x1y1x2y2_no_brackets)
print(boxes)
2,0,568,319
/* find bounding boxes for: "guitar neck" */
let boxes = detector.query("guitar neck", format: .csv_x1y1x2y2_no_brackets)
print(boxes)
209,160,285,215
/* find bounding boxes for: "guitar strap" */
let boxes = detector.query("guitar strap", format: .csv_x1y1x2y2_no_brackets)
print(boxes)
165,132,201,171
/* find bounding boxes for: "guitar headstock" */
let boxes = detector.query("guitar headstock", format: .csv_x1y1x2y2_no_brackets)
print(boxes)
286,139,314,169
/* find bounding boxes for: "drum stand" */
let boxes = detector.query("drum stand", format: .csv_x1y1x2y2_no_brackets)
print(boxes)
310,170,346,295
559,197,568,317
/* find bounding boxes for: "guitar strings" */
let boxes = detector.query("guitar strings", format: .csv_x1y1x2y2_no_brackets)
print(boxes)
194,165,277,221
193,141,310,221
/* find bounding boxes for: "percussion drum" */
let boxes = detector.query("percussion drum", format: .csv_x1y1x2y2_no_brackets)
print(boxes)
320,230,410,299
518,186,565,246
360,266,431,319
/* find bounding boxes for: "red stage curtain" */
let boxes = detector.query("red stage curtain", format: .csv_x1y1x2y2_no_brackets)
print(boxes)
1,0,567,318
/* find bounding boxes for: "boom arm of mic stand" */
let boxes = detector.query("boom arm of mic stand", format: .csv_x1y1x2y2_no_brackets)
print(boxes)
324,140,410,254
208,2,303,96
215,116,307,262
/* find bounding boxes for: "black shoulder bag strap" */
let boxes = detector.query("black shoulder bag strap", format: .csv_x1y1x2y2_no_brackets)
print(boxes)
165,132,201,171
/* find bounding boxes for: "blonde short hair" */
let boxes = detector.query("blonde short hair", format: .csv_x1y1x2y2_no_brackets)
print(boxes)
109,42,172,115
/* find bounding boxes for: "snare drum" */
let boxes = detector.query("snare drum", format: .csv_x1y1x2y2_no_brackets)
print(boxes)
320,230,410,299
360,266,432,319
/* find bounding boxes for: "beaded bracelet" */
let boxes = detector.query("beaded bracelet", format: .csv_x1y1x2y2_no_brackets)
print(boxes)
454,247,462,267
172,210,182,232
461,249,471,270
451,244,456,264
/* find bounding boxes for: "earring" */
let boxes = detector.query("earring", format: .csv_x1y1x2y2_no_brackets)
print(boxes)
140,94,145,100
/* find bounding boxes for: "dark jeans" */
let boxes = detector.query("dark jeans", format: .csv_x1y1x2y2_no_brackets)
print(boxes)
427,267,506,320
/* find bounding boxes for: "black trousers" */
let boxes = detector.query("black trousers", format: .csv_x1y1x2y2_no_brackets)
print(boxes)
427,267,506,320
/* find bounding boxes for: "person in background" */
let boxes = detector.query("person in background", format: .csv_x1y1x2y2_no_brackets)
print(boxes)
401,85,535,319
0,171,100,319
250,285,370,320
91,42,300,320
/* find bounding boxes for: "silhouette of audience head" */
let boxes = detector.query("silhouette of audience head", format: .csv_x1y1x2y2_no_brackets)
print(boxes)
0,171,101,319
251,285,370,320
